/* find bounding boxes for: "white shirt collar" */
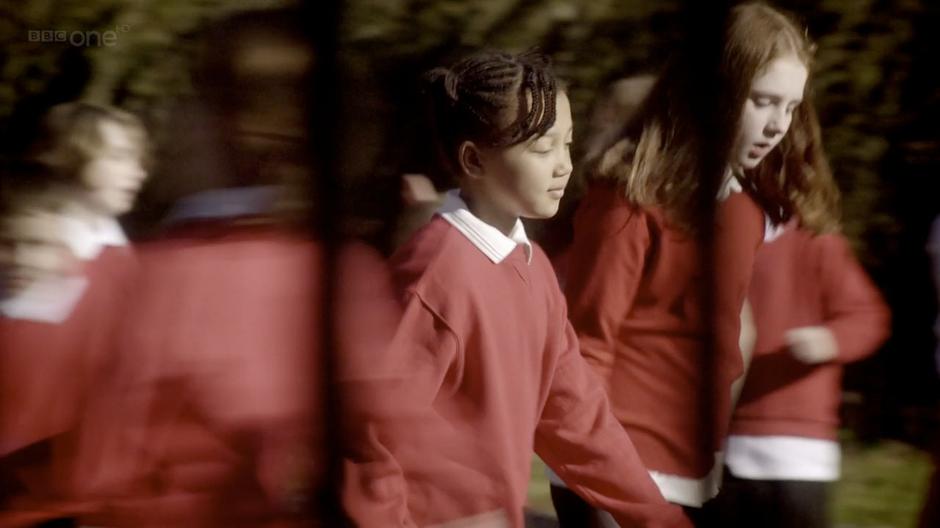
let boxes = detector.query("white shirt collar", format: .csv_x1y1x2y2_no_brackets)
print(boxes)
0,212,123,321
763,215,788,243
716,172,744,202
437,189,533,265
62,215,128,261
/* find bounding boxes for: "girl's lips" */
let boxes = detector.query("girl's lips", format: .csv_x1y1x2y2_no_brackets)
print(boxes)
748,142,772,158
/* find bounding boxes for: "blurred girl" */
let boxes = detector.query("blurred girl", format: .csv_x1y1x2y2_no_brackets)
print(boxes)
720,213,890,528
0,101,148,526
59,11,405,527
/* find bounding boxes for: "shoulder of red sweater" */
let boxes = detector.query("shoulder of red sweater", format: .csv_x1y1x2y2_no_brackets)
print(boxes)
82,245,140,279
390,217,481,294
141,225,313,253
806,230,850,250
580,182,636,215
95,244,137,263
720,191,763,218
716,192,765,246
132,227,323,280
576,183,651,237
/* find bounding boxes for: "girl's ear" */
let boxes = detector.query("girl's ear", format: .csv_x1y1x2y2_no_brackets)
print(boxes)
457,141,486,181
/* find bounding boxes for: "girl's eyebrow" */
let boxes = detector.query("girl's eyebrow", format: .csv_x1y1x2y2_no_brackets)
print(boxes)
750,90,780,101
109,146,138,154
750,90,802,105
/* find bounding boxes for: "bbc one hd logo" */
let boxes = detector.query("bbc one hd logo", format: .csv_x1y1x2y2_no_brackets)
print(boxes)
28,25,130,47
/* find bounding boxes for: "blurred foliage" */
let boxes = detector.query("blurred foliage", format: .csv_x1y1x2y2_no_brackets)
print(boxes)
797,0,921,265
1,0,938,509
0,0,936,261
833,437,932,527
0,0,292,164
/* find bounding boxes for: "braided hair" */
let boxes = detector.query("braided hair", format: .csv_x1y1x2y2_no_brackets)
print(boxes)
423,50,559,178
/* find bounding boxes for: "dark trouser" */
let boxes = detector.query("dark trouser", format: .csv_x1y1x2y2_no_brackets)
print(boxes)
713,469,829,528
550,484,601,527
550,484,715,527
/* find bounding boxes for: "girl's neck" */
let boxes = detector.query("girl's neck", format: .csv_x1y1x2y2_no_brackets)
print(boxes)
459,190,517,237
724,165,742,184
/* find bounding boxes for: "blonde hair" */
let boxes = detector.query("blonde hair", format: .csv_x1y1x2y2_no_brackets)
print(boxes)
30,102,147,184
592,2,840,234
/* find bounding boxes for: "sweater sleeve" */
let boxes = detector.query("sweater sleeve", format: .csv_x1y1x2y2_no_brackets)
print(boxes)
342,289,461,527
565,201,650,376
534,307,691,528
815,234,891,364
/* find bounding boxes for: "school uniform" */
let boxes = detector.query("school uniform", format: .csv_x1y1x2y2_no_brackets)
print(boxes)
0,215,136,527
722,226,890,528
68,187,402,527
559,179,764,509
367,190,689,528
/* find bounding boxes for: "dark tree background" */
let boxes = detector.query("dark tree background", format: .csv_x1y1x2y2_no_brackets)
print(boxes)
1,0,938,443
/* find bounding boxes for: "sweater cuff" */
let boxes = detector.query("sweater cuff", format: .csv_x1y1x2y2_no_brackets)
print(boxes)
786,326,838,364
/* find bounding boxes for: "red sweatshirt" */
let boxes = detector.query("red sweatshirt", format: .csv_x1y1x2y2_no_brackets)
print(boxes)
730,228,890,441
0,245,137,527
564,182,763,504
68,225,402,527
371,213,689,528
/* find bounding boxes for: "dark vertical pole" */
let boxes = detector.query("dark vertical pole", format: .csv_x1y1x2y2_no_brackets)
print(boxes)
304,0,348,525
680,0,733,487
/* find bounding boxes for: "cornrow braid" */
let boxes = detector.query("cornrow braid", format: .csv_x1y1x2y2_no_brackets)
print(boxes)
423,49,559,177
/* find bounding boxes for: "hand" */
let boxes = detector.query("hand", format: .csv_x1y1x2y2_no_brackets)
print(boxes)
786,326,838,364
401,174,443,207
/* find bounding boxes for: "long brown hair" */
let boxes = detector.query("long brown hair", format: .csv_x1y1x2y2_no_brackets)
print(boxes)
592,2,840,234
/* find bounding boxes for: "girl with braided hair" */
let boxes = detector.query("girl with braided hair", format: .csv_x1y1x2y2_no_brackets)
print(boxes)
356,49,690,528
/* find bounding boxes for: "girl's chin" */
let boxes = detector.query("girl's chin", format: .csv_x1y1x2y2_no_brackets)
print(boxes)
524,205,561,220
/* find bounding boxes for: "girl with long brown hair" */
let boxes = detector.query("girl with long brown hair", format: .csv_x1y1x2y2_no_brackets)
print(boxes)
718,26,890,522
550,3,835,525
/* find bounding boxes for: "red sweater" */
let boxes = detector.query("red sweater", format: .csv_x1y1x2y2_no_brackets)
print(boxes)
369,216,689,528
731,228,890,440
0,246,137,527
565,182,764,479
69,225,401,527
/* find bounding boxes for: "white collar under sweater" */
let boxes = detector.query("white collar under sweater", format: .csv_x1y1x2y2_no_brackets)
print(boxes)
437,189,533,265
62,214,128,261
716,171,744,202
0,214,126,323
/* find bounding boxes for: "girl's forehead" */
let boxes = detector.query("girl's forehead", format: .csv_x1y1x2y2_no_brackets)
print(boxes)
751,56,808,97
95,120,142,150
